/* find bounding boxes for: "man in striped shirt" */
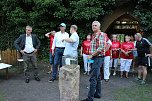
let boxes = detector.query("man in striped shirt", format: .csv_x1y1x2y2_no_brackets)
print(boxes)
82,21,110,101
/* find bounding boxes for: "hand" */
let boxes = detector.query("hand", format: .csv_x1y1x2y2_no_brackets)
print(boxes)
80,53,83,57
20,50,25,55
52,50,54,56
62,39,65,42
146,54,152,57
125,52,129,56
34,49,37,53
88,55,93,60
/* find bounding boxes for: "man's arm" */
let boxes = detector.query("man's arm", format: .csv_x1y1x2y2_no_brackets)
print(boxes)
63,34,76,43
35,35,41,49
45,32,51,38
14,35,22,52
105,39,112,52
63,38,74,43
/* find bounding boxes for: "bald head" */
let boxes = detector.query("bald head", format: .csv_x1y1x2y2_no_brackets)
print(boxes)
135,33,142,41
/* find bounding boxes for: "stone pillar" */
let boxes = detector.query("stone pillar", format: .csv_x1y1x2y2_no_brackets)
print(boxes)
59,65,80,101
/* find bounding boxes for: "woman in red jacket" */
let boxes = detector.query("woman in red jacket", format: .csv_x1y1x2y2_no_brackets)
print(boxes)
81,34,91,75
120,35,134,78
110,34,120,76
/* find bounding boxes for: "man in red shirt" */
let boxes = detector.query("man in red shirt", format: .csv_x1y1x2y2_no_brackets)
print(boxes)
45,31,56,73
81,34,91,75
110,34,121,76
120,35,134,78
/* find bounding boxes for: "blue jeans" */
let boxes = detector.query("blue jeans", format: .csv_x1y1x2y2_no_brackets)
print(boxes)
88,57,104,101
50,52,54,65
52,48,64,79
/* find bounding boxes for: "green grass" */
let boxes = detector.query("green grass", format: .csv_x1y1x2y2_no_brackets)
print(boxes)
114,84,152,101
0,92,5,101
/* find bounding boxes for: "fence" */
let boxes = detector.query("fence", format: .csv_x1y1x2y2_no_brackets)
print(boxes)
0,48,20,65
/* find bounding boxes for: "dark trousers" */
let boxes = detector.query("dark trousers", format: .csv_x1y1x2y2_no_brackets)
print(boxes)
88,57,104,101
52,48,64,79
23,53,38,78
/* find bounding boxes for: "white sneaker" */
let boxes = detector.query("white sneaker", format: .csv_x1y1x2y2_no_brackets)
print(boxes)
47,71,52,74
83,72,87,75
113,72,116,76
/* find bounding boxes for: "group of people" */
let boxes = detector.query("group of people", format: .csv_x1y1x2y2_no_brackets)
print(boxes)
81,30,152,82
14,23,79,83
14,21,152,101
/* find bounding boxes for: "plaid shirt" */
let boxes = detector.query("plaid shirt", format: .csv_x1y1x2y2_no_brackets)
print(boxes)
90,32,109,56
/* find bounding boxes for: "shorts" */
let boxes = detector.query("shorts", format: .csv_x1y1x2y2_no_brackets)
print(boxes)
138,56,148,66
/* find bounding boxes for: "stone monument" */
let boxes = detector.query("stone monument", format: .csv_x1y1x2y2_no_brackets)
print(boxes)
59,64,80,101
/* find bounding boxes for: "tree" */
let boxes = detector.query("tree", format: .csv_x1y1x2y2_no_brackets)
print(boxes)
133,0,152,40
0,0,116,58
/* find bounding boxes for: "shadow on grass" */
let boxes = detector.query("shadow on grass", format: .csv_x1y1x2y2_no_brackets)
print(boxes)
114,84,152,101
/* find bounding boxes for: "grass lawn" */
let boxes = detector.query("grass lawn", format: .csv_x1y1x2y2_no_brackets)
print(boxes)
0,92,5,101
114,84,152,101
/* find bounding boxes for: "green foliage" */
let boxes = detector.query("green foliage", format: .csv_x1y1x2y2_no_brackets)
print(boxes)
133,0,152,39
1,0,152,60
0,0,116,59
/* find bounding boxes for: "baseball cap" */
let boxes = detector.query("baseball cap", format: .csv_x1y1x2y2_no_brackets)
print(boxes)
59,23,66,28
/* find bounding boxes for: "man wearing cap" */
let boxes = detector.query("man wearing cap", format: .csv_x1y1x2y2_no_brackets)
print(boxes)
49,23,69,82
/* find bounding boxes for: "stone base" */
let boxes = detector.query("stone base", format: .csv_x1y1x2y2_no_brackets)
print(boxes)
59,65,80,101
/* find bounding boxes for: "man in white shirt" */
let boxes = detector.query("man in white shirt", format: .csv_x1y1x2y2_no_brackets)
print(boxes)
14,26,40,83
49,23,69,82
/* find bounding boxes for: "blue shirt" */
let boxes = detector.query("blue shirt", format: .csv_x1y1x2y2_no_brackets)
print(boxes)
63,32,79,57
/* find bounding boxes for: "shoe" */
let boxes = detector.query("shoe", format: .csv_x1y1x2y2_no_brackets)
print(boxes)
47,71,52,74
49,78,56,83
25,78,30,83
125,75,129,78
135,77,142,81
105,79,109,82
34,76,40,81
113,72,116,76
94,95,101,99
140,80,146,85
87,72,90,75
81,98,89,101
83,72,87,75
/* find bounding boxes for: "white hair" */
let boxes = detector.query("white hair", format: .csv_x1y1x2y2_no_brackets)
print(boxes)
92,21,101,27
26,25,32,29
112,34,117,37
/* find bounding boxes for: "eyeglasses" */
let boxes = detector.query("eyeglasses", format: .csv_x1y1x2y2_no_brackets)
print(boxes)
92,25,97,26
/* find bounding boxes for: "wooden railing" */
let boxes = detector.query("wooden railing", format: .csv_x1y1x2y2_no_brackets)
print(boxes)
0,49,20,65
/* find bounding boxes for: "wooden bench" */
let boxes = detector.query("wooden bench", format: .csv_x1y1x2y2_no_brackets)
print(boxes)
0,63,12,79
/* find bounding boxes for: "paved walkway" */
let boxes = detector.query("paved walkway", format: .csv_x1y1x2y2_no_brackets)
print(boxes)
0,64,151,101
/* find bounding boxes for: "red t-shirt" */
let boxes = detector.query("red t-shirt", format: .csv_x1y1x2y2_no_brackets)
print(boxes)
82,40,91,55
49,35,54,52
105,49,111,56
120,42,134,59
111,41,120,58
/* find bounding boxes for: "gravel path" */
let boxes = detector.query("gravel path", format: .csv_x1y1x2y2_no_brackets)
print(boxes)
0,64,151,101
